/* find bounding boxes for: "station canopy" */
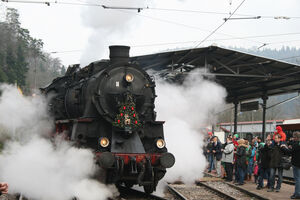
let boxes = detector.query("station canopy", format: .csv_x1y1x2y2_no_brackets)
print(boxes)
130,45,300,103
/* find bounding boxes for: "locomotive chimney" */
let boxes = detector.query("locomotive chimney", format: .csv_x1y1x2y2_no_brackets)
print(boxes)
109,45,130,64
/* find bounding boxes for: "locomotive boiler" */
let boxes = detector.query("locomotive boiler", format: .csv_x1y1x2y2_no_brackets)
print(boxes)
42,46,175,193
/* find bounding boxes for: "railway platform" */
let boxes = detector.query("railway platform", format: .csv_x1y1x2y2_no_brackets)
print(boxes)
233,180,295,200
204,171,295,200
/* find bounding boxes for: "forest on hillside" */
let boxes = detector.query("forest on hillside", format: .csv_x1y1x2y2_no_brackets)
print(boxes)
234,46,300,65
0,8,65,94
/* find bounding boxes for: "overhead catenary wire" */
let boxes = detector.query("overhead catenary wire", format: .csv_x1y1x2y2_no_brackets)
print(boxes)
132,32,300,48
49,32,300,54
64,1,300,19
195,0,247,48
1,0,264,45
1,0,102,6
6,0,300,60
3,0,300,47
257,38,300,49
175,0,247,64
149,7,300,20
116,9,264,46
3,0,300,19
3,0,299,41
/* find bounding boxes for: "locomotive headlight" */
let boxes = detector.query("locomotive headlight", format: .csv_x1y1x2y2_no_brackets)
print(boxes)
99,137,110,148
125,73,134,82
156,139,165,149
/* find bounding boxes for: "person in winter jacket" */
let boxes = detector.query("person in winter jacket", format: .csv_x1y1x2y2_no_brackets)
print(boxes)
206,137,215,172
257,137,271,190
212,136,222,177
273,126,286,142
267,134,286,192
232,134,239,183
222,136,235,181
235,139,248,185
281,131,300,199
253,137,261,183
246,139,256,181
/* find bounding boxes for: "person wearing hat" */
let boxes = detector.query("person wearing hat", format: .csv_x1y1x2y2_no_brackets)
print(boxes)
232,134,239,147
235,139,248,185
273,126,286,142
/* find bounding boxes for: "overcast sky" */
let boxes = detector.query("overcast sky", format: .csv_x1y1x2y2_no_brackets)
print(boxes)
1,0,300,66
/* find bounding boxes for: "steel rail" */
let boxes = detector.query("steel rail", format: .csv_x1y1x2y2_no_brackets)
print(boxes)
225,182,269,200
167,184,188,200
202,172,269,200
196,181,237,200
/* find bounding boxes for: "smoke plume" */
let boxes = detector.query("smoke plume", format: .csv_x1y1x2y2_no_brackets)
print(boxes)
80,0,148,66
155,69,227,183
0,84,112,200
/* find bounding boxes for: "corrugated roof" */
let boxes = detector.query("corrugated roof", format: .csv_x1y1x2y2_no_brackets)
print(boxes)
131,46,300,103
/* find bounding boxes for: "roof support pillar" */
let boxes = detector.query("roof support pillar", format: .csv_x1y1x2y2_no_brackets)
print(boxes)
204,55,208,73
262,95,268,141
234,99,238,135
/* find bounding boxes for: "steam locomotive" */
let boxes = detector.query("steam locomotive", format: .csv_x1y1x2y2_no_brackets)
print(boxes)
41,46,175,193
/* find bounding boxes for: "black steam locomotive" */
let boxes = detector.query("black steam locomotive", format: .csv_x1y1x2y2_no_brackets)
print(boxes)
41,46,175,193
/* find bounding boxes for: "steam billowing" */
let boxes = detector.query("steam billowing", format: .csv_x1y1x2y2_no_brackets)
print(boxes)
80,0,148,66
155,69,227,183
0,68,226,199
0,85,113,200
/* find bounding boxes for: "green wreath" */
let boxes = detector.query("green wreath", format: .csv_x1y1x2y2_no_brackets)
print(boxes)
113,100,142,130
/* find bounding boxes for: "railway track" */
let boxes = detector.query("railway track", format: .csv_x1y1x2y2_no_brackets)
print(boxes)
116,183,255,200
200,172,268,200
167,184,233,200
197,181,265,200
115,186,167,200
282,176,295,185
83,171,273,200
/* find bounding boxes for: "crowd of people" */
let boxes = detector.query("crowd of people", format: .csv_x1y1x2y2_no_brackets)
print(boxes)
205,126,300,199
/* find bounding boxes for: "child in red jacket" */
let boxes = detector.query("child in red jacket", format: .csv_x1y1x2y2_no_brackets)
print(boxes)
273,126,286,141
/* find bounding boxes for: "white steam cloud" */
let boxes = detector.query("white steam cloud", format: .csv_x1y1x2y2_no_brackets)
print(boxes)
0,85,112,200
80,0,148,66
0,85,51,140
155,69,227,183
